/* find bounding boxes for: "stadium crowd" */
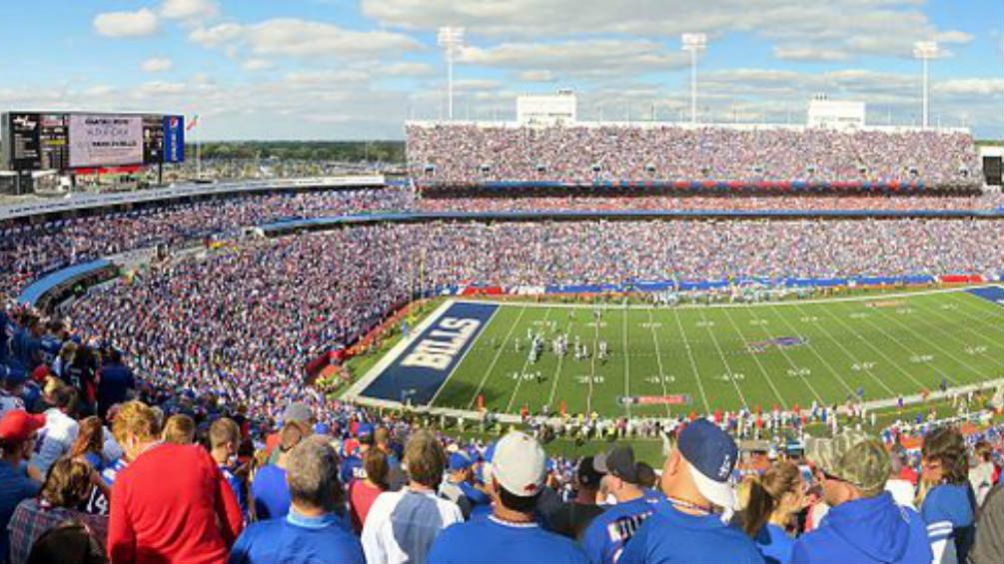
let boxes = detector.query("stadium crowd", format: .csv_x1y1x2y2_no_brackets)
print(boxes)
407,124,982,188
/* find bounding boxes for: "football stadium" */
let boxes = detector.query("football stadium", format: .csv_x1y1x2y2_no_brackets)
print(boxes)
3,2,1004,563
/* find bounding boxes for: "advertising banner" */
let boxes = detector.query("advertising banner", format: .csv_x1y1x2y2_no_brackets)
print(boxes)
162,115,185,163
68,114,143,168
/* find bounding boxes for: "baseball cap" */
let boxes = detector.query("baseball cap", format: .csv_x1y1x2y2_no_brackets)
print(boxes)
448,451,473,472
0,410,46,443
577,456,606,489
594,445,640,484
282,402,312,425
678,419,739,510
356,423,374,440
31,365,49,383
805,430,890,495
1,365,27,385
491,432,547,497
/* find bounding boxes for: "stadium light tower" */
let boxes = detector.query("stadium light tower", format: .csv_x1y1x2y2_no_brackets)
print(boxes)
437,26,465,120
913,41,938,129
681,33,707,125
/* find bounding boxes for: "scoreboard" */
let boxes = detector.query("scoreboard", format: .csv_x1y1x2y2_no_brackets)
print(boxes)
1,111,184,171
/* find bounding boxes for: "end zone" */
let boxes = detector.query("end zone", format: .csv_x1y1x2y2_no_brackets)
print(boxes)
343,300,498,406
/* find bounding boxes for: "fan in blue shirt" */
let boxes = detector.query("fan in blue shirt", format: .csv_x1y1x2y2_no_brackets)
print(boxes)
428,431,588,564
580,445,661,564
230,436,362,564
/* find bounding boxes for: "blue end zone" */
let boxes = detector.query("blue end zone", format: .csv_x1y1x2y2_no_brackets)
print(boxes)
966,287,1004,306
361,301,498,405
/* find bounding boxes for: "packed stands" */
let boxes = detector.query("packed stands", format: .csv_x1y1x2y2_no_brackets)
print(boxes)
407,123,982,190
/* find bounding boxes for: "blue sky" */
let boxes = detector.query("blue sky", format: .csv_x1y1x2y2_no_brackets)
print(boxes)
1,0,1002,140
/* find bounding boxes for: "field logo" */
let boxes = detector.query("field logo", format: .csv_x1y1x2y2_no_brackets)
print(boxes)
866,300,903,308
401,317,482,370
747,336,806,354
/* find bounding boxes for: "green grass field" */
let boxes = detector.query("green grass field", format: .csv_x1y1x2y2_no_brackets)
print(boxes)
425,288,1004,417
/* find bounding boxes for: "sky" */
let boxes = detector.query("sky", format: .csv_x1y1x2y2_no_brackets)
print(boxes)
1,0,1003,140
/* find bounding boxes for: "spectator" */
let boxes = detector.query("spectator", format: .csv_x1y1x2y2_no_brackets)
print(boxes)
348,448,388,534
885,447,916,510
969,441,996,508
544,455,606,540
264,403,313,460
161,414,196,445
95,350,134,420
970,483,1004,564
7,458,109,564
439,451,477,519
340,423,373,486
107,401,243,563
228,436,363,564
427,431,587,564
619,419,762,564
0,410,44,564
361,430,463,564
791,430,931,564
251,422,307,521
919,427,976,564
210,418,247,518
24,520,107,564
582,445,658,564
0,369,27,418
31,384,79,476
739,461,805,564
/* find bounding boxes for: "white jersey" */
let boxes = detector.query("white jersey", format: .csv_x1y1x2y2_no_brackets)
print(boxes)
31,408,79,475
361,488,463,564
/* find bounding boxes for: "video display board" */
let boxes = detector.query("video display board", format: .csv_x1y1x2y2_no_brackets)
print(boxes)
2,112,185,171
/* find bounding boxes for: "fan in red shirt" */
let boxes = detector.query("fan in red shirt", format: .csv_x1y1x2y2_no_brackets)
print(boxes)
348,448,389,534
107,401,243,564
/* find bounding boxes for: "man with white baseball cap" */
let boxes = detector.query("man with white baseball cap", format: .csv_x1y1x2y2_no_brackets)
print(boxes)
428,431,587,564
619,420,764,564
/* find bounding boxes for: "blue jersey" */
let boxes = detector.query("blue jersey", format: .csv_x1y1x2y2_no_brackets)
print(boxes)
229,510,364,564
221,464,247,518
339,455,366,486
38,335,61,365
921,484,976,564
0,310,10,365
250,464,290,521
581,496,658,564
427,515,588,564
619,503,764,564
754,523,795,564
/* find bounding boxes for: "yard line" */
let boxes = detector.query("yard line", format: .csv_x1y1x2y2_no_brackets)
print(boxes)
862,304,987,379
789,302,897,396
923,295,1004,351
903,304,1001,361
587,308,602,415
428,305,501,407
670,307,711,414
741,306,824,405
505,308,553,414
645,308,673,417
622,306,632,418
697,309,751,410
467,305,528,409
816,304,931,390
546,318,576,412
718,306,788,409
764,304,855,397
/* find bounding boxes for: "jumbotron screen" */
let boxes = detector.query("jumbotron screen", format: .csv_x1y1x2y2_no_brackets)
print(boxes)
1,111,184,171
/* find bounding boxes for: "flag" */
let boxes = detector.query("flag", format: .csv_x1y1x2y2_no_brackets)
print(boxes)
186,114,199,131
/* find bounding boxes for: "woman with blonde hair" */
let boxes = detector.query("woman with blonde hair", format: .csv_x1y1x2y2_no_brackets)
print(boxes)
740,462,806,564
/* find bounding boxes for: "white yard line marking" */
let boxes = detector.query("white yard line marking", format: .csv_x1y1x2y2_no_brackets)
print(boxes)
467,305,528,409
670,307,711,413
698,309,751,409
764,304,855,396
788,302,897,396
645,308,673,417
719,307,789,409
740,307,823,404
505,308,553,413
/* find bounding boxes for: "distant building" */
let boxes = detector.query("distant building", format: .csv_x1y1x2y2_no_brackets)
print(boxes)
516,90,577,125
807,95,866,131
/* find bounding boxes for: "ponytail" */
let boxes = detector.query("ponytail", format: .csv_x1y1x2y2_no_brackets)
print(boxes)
741,475,776,537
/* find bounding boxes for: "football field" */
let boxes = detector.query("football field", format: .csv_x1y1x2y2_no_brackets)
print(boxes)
354,287,1004,417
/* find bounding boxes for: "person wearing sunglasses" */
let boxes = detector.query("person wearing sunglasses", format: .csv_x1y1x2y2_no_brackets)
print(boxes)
791,430,931,564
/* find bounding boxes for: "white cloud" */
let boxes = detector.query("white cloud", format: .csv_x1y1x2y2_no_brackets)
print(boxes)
380,62,435,77
140,57,174,73
161,0,220,21
517,70,556,82
93,8,159,38
773,46,850,62
189,23,243,47
241,59,274,71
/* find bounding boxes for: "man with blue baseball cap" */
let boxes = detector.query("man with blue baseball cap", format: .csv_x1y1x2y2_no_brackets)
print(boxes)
619,419,764,564
440,451,477,519
340,422,373,486
0,366,27,419
581,445,659,564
